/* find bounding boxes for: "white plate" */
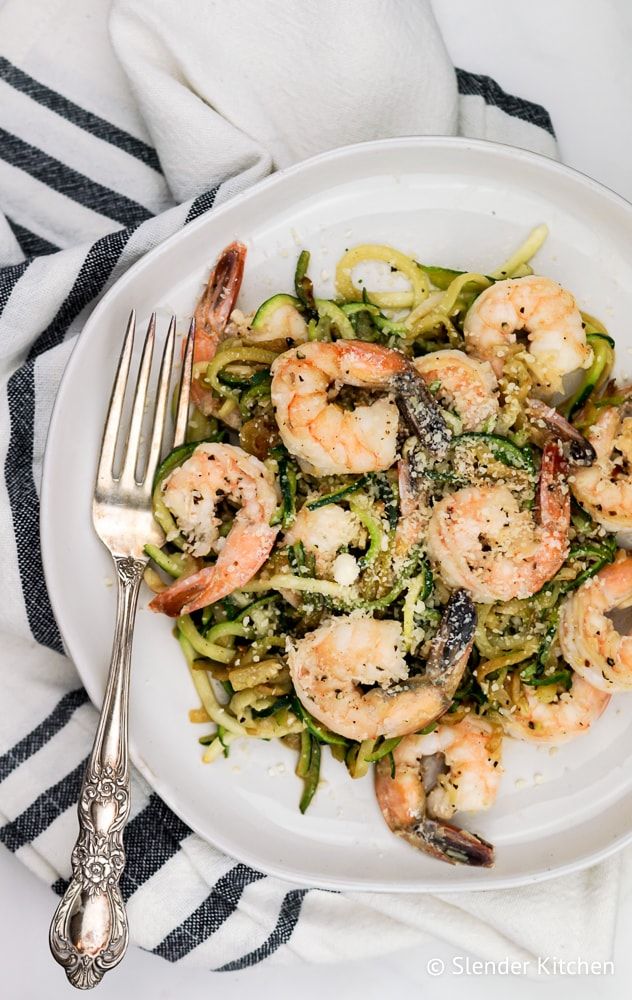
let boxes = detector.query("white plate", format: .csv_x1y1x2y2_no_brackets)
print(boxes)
41,137,632,892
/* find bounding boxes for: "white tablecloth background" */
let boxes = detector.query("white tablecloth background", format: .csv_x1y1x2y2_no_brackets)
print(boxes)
3,0,632,996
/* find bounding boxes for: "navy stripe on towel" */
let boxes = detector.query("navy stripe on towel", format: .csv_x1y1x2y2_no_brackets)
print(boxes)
185,187,220,225
7,217,60,257
456,67,555,137
0,259,30,314
4,227,133,653
0,688,88,782
216,889,308,970
121,795,191,902
28,225,133,360
153,864,266,961
0,757,87,852
0,56,161,172
0,128,153,227
5,359,64,652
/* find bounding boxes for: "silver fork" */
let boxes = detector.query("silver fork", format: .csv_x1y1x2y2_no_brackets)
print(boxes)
49,311,194,990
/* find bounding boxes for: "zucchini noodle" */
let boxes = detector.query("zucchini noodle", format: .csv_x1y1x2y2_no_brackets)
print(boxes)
402,572,427,649
228,658,288,691
203,732,238,764
205,343,279,399
178,630,246,736
580,311,610,336
315,299,356,339
348,499,383,565
404,272,491,335
347,739,377,779
178,614,243,664
489,223,549,280
476,644,540,684
335,244,429,310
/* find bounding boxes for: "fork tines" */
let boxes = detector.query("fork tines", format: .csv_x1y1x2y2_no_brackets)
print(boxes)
95,312,193,501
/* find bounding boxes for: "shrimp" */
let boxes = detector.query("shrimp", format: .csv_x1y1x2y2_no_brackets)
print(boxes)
283,503,363,576
413,349,498,432
570,402,632,531
288,590,476,741
500,673,609,742
270,340,450,476
559,554,632,691
464,276,592,393
190,242,247,417
426,441,570,603
149,443,278,617
375,715,501,866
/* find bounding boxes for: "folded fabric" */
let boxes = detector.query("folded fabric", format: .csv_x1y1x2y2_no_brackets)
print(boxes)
1,0,609,974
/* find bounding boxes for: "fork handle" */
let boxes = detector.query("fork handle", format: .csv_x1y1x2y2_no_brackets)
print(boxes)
49,554,146,989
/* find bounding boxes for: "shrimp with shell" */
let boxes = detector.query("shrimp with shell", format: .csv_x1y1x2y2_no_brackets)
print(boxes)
559,553,632,692
570,398,632,531
288,590,476,741
500,673,609,742
426,441,570,603
270,340,450,476
190,242,247,424
375,715,502,866
413,349,499,432
464,275,592,394
149,443,278,617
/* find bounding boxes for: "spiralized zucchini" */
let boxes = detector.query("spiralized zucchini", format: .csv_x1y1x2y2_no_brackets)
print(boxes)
336,244,430,310
489,224,548,280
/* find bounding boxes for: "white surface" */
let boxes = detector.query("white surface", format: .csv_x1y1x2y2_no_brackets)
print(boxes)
42,136,632,891
2,844,632,999
4,0,632,995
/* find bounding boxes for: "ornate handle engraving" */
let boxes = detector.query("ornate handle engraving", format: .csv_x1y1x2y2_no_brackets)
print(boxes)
50,556,145,989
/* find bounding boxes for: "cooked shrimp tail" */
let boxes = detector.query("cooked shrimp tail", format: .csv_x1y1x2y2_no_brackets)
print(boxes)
391,367,451,460
288,592,476,742
398,446,427,510
375,716,501,866
149,518,277,617
526,397,596,466
537,439,570,524
428,439,570,603
425,589,477,692
194,241,247,356
189,242,247,419
570,399,632,531
271,341,449,476
393,447,431,555
411,818,495,867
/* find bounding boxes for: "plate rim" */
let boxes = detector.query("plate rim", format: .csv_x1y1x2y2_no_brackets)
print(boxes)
40,134,632,892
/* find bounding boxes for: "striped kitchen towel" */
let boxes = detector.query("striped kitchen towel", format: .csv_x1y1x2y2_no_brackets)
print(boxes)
1,0,618,973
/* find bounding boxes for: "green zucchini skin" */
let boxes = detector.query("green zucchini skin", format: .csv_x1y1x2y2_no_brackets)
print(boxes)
251,293,302,330
453,432,535,473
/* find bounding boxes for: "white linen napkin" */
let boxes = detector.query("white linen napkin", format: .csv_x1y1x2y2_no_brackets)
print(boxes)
0,0,612,973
